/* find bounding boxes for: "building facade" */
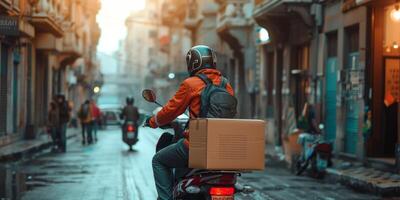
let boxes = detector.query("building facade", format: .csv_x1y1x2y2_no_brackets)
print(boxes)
0,0,101,147
141,0,400,170
253,0,400,170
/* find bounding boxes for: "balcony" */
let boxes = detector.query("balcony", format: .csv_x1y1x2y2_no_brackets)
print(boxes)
30,0,63,37
184,2,200,30
0,0,20,14
59,23,83,62
0,0,12,11
160,0,187,26
252,0,316,44
254,0,313,18
342,0,371,12
216,0,253,30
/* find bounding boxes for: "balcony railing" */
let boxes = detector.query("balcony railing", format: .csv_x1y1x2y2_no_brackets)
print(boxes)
30,0,63,37
255,0,313,7
0,0,12,10
216,0,252,28
61,22,83,57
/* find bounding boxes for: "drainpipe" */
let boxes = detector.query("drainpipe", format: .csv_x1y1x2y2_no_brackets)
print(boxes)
310,2,323,112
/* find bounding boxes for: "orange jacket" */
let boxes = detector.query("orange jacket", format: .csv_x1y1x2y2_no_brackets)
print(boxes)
149,69,234,146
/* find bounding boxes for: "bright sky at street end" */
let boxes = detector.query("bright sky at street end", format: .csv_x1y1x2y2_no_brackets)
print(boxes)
97,0,146,54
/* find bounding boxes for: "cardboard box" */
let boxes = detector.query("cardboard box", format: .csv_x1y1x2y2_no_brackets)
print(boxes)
189,118,265,170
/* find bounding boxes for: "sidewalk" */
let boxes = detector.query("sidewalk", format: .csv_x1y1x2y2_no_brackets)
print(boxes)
265,144,400,197
326,159,400,197
0,128,79,162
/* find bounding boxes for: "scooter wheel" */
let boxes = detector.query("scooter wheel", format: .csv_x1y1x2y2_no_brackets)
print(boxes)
295,159,309,176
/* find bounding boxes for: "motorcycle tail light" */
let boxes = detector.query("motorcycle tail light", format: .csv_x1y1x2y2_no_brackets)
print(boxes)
209,187,235,196
127,125,134,132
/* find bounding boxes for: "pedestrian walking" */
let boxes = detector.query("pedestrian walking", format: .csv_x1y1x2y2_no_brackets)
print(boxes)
78,100,93,144
47,101,60,150
90,100,101,142
56,94,71,152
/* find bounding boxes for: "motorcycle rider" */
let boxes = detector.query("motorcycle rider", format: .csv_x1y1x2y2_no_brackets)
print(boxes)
144,45,234,200
120,97,139,140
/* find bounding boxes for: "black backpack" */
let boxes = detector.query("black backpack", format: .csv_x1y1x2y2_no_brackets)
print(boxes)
196,74,237,118
78,103,89,119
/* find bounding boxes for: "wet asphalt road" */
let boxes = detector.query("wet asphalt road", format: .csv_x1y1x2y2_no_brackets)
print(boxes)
20,127,160,200
2,127,382,200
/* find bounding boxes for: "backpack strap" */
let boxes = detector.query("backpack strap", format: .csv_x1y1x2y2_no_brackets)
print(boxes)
196,73,212,85
219,76,228,88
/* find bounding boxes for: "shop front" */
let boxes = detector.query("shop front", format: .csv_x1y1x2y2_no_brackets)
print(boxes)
369,0,400,168
253,0,318,147
321,1,369,159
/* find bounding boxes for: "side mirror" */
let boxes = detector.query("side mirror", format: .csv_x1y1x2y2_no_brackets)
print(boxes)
142,89,157,103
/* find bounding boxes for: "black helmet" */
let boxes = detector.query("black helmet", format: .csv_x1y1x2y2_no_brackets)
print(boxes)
186,45,217,76
126,97,134,105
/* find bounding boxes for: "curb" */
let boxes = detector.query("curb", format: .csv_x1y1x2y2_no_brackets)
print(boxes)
0,132,78,162
325,167,400,197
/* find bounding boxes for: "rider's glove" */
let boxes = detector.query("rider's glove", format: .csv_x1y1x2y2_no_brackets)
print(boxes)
144,117,152,127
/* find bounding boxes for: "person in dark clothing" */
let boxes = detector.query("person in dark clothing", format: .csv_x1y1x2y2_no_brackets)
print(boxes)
120,97,140,140
144,45,235,200
302,102,321,135
56,94,71,152
47,101,60,150
78,100,93,145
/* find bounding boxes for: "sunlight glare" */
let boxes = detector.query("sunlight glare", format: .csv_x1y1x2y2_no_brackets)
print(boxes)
97,0,146,54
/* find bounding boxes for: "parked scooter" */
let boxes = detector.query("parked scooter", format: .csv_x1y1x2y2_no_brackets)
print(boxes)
142,89,254,200
295,125,332,178
122,121,138,151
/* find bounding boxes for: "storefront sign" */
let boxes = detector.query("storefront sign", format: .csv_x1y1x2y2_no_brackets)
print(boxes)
385,58,400,103
0,16,19,36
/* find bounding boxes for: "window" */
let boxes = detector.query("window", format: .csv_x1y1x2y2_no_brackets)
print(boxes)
384,4,400,55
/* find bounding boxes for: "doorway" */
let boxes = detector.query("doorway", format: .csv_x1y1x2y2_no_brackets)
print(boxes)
343,25,360,154
325,32,338,143
383,58,399,157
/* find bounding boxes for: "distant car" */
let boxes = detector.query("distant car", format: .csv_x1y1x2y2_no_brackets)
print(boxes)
99,104,122,126
102,109,122,126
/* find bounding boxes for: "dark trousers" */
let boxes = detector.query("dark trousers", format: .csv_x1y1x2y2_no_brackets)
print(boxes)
92,120,98,140
50,127,58,146
59,123,67,151
81,122,93,143
152,139,189,200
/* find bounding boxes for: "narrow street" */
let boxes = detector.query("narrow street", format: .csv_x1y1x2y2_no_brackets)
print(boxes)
18,127,161,200
0,127,377,200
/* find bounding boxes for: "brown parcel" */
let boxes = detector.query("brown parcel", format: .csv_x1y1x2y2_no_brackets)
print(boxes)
189,118,265,170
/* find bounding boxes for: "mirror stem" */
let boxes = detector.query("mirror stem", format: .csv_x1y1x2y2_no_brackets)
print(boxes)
155,101,163,107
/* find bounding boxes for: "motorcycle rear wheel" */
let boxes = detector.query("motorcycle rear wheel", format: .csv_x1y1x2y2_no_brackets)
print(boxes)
295,158,309,176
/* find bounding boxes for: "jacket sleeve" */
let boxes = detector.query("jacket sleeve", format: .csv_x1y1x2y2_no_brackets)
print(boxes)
226,82,234,96
149,81,192,128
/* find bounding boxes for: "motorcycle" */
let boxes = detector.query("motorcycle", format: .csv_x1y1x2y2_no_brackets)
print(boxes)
295,125,332,178
142,89,254,200
122,120,138,151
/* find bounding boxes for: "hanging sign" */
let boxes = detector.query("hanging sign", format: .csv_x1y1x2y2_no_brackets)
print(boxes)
0,16,19,36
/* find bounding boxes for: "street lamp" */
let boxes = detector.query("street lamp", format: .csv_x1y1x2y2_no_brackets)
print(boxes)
93,86,101,94
168,72,175,79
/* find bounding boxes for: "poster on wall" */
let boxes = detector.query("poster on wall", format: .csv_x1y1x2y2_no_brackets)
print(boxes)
385,58,400,106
